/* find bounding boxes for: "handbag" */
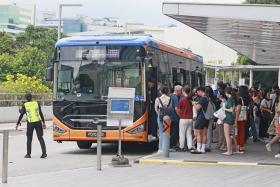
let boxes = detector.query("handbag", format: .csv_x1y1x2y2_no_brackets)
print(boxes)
238,98,247,121
214,108,226,121
277,117,280,135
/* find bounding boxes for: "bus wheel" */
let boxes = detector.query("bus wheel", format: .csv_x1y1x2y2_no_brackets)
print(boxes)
77,141,92,149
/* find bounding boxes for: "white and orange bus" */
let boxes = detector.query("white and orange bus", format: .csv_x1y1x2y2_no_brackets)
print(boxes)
49,35,203,149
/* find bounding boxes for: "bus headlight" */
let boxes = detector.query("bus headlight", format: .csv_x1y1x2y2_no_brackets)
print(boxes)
53,124,66,133
127,124,145,134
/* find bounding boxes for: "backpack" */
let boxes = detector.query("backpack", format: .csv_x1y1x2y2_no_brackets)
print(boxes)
203,97,216,120
247,99,255,120
238,97,247,121
158,97,173,122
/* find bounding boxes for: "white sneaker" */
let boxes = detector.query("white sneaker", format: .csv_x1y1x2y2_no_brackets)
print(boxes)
274,153,280,158
148,135,157,142
266,144,272,152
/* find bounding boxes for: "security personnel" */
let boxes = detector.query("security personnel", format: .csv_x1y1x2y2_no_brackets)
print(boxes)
16,93,47,158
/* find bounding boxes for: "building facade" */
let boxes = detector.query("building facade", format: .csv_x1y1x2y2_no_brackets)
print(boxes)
62,18,87,34
0,2,35,35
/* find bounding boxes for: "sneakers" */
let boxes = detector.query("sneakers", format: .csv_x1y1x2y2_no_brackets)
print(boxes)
190,149,201,154
148,135,157,142
177,148,187,152
169,147,177,152
275,153,280,158
266,144,272,152
24,154,31,158
24,154,47,158
234,150,244,154
40,153,47,158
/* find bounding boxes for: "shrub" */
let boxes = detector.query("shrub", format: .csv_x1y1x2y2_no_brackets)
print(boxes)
0,74,51,93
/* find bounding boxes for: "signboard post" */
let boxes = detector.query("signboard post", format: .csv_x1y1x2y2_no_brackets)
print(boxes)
107,87,135,167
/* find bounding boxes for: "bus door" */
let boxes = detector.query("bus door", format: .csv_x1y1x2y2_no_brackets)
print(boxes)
191,70,203,88
147,66,158,138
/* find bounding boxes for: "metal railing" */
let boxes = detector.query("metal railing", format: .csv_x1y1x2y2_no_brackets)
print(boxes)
0,93,52,107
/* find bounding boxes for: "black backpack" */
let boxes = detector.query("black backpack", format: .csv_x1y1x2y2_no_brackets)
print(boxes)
158,97,173,121
247,99,255,120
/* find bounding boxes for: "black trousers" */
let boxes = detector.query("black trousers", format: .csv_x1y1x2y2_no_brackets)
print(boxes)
259,113,271,138
148,109,158,137
170,119,179,148
26,121,46,155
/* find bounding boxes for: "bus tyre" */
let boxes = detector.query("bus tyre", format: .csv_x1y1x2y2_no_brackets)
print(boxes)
77,141,92,149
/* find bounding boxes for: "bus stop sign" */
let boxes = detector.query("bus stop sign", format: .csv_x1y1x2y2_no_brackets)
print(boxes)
107,87,135,127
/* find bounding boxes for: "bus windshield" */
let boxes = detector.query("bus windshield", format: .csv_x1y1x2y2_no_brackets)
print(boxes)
56,46,145,101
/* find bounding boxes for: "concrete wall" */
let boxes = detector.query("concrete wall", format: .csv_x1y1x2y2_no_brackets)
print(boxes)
0,106,53,123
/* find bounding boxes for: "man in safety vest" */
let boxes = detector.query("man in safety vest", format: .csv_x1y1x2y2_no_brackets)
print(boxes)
16,93,47,158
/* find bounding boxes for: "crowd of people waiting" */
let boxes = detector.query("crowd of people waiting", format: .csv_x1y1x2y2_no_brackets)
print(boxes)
154,81,280,158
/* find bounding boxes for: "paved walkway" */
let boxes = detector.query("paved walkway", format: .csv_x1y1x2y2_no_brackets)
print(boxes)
2,164,280,187
138,140,280,167
0,121,53,132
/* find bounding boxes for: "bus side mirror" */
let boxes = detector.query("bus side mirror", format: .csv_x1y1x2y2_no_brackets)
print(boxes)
46,66,54,82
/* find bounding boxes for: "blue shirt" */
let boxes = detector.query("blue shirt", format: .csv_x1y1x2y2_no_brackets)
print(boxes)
197,96,208,121
170,93,180,121
214,87,223,97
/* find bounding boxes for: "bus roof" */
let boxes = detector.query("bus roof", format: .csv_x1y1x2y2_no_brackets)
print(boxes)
56,35,203,63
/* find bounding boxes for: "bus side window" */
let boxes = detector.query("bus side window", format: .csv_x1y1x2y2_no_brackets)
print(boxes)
172,68,177,85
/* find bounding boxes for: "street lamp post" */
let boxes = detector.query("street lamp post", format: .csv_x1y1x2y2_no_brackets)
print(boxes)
58,4,83,40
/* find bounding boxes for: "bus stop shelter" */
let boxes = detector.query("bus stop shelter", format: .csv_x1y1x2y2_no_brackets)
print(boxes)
162,2,280,86
204,64,280,88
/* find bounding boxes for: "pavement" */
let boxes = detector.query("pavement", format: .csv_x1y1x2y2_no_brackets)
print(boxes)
0,121,53,132
2,162,280,187
138,140,280,167
1,122,280,186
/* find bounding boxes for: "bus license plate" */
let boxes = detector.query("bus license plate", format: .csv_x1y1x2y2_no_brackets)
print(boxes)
86,132,106,137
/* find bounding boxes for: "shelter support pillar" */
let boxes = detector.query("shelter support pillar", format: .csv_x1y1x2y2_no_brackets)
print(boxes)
222,71,225,83
238,71,242,86
214,68,218,83
249,69,253,88
231,71,234,86
278,68,280,88
205,68,208,85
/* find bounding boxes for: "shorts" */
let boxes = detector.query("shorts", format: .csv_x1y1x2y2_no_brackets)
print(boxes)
195,119,209,130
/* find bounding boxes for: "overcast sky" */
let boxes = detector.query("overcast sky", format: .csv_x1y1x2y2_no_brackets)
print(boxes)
13,0,244,25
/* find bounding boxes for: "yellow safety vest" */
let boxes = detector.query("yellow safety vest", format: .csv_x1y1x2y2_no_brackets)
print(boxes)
24,101,41,123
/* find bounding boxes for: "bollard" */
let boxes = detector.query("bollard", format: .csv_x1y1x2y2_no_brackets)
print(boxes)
162,116,171,157
97,124,102,171
2,130,9,184
118,119,122,156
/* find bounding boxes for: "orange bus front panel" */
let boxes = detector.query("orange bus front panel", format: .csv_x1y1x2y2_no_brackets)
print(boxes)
53,111,149,143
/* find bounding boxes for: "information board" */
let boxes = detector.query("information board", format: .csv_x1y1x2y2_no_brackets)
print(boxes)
110,99,130,114
107,87,135,127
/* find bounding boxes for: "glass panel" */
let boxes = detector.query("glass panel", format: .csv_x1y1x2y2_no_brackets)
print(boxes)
57,60,143,101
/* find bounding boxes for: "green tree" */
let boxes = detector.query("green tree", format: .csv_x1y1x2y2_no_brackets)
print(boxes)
0,74,51,93
236,54,256,65
0,53,14,80
16,25,58,59
0,32,16,54
12,46,48,80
